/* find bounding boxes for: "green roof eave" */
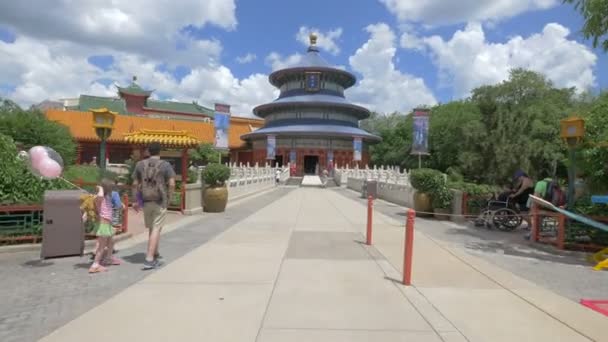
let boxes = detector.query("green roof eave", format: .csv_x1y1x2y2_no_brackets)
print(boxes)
78,95,128,114
145,99,214,117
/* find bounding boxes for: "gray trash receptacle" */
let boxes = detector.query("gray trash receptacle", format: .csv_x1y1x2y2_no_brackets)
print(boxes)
366,180,378,199
41,190,86,259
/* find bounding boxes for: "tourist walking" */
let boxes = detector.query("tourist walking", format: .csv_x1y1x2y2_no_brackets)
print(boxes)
132,142,176,270
89,179,122,274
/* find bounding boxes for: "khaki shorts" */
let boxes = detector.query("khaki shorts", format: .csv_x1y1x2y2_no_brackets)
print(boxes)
143,202,167,231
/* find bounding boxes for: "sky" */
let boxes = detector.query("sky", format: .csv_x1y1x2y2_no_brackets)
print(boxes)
0,0,605,118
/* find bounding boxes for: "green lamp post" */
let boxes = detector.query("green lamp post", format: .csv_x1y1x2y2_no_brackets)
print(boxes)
91,108,117,173
560,116,585,209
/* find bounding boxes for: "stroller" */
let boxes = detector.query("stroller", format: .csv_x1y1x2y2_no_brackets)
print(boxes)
474,191,523,231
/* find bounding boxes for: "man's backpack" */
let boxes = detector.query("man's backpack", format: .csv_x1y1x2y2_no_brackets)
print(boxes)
140,159,166,202
543,179,565,206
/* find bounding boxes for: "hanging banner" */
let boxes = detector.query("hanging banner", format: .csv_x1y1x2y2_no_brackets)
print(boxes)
214,103,230,150
411,108,430,155
353,137,362,161
267,135,276,160
289,150,296,163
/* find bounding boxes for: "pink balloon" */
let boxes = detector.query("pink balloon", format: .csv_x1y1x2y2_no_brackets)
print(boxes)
38,157,62,179
29,146,48,165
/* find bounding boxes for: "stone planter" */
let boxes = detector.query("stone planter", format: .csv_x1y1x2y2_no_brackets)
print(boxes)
203,185,228,213
433,208,451,220
413,191,433,217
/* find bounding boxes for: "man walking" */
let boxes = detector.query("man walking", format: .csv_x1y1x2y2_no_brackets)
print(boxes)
132,142,175,270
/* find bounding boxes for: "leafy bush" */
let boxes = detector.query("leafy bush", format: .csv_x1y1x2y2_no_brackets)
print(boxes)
410,168,443,193
448,181,496,197
0,99,77,165
202,163,230,187
187,168,199,184
432,186,454,209
190,143,225,166
0,134,69,204
62,165,118,183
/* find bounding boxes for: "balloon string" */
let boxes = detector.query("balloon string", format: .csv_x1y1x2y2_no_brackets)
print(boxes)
58,177,90,193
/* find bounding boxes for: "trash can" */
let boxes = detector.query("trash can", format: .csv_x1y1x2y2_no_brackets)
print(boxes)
41,190,86,259
366,180,378,199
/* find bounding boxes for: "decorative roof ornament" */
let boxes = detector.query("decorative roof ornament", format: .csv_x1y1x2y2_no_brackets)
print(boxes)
308,32,319,53
309,32,317,46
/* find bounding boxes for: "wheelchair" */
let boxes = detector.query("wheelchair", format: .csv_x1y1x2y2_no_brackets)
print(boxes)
473,197,523,231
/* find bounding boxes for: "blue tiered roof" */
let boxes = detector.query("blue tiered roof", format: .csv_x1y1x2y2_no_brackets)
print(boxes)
243,33,380,142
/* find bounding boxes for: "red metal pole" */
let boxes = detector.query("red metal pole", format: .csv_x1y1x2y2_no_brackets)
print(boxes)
403,208,415,285
366,195,373,245
530,202,539,242
122,194,129,233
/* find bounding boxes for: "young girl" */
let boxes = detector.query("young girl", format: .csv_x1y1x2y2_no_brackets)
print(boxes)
89,179,121,273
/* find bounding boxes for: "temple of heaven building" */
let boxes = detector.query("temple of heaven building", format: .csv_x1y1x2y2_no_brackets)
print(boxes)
241,33,381,176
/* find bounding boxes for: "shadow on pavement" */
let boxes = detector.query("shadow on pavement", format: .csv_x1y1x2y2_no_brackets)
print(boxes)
121,252,146,264
22,259,54,268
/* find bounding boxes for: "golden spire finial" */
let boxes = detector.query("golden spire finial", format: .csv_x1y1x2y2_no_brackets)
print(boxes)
309,32,317,46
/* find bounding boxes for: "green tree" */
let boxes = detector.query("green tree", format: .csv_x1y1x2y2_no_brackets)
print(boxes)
578,92,608,192
189,143,225,166
564,0,608,52
0,98,77,165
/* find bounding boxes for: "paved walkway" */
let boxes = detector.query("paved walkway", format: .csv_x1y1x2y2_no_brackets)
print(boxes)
9,188,608,341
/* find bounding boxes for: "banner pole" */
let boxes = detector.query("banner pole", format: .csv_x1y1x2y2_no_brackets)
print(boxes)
418,153,421,169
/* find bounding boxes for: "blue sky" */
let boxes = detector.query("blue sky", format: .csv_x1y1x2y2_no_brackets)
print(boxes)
0,0,604,116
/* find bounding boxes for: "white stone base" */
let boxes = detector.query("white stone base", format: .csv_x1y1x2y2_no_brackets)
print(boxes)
301,176,323,188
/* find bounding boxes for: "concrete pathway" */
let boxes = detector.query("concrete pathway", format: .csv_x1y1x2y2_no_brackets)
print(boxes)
38,188,606,342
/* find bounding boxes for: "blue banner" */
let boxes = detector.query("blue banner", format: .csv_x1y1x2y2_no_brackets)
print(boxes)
289,150,296,163
214,112,230,149
412,109,429,155
353,137,362,161
267,135,276,160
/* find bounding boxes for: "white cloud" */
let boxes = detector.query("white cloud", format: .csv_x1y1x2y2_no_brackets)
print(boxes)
296,26,343,55
347,23,437,114
265,52,303,71
0,0,236,61
420,22,597,97
380,0,557,25
0,1,282,117
236,53,257,64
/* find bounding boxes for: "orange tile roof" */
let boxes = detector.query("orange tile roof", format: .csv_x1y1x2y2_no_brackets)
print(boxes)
45,109,263,149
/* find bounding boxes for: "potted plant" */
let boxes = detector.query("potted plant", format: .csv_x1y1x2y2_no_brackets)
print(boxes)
410,168,443,217
432,186,453,220
202,163,231,212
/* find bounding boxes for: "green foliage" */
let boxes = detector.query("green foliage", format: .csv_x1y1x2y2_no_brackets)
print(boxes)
367,69,578,185
62,165,118,184
0,134,69,205
448,181,497,197
0,98,77,165
410,168,443,193
190,143,225,166
578,92,608,192
187,168,198,184
202,163,230,187
567,196,608,245
432,186,454,209
563,0,608,52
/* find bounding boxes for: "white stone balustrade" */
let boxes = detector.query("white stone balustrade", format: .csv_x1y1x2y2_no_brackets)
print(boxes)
332,165,415,208
183,163,286,215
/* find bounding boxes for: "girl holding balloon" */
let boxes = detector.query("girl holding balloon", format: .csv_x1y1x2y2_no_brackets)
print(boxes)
89,178,122,273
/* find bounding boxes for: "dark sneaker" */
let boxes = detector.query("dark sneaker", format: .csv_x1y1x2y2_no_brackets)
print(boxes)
142,259,161,270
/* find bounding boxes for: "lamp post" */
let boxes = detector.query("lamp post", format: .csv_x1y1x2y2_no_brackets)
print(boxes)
91,108,117,173
560,116,585,209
